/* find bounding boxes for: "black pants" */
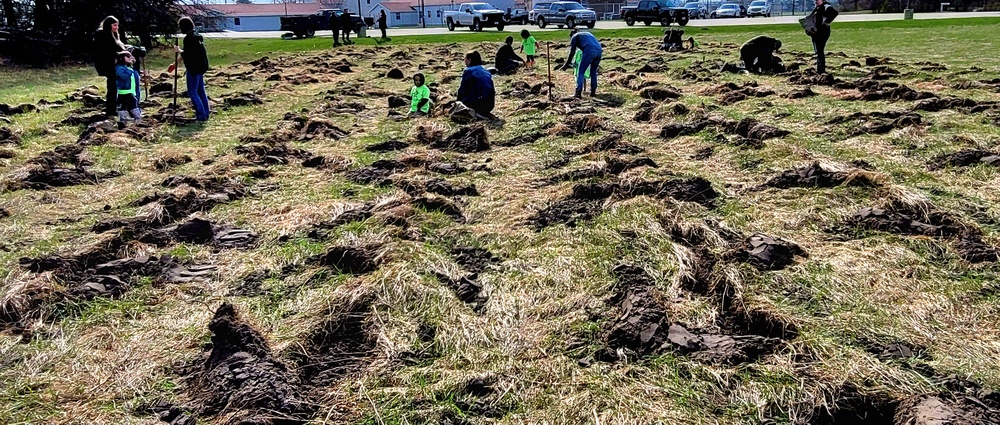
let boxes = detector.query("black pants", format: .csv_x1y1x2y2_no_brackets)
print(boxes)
332,29,340,46
342,29,351,43
380,26,387,38
740,46,773,74
466,97,495,117
105,75,118,117
812,31,830,74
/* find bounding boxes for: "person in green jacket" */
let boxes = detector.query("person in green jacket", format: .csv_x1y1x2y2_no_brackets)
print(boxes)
520,29,537,68
573,49,591,92
409,73,431,116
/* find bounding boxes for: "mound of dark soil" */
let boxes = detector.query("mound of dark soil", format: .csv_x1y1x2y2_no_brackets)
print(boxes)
152,154,192,172
413,195,466,222
236,143,312,166
424,178,479,196
385,68,405,79
345,159,407,185
828,110,924,136
639,86,682,101
431,125,489,153
452,246,500,274
914,96,995,113
572,133,644,155
414,124,445,145
183,303,308,425
387,95,408,108
286,294,377,386
0,103,38,116
704,82,775,104
953,233,1000,263
804,385,898,425
786,86,817,99
788,72,838,86
317,245,380,275
528,182,615,230
426,162,466,175
219,92,264,109
366,140,410,152
727,234,807,271
551,115,604,137
928,149,1000,170
434,272,488,313
0,127,21,145
627,177,720,207
846,206,965,238
8,167,120,191
496,132,545,147
763,162,878,189
296,118,351,140
139,218,259,249
604,264,670,355
895,378,1000,425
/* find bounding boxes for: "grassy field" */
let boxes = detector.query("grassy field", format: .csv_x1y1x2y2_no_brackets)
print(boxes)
1,17,1000,425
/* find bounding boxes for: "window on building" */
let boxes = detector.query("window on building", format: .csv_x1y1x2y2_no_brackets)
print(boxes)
395,12,401,19
234,18,241,26
437,10,441,17
427,11,431,17
367,0,370,3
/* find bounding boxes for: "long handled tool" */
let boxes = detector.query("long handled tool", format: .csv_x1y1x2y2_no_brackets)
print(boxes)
172,36,179,119
546,42,553,101
140,56,148,102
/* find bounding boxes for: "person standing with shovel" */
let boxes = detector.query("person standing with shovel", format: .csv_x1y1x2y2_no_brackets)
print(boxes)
170,17,211,122
558,29,603,99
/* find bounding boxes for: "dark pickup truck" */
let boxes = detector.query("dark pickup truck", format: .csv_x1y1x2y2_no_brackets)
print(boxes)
620,1,689,26
279,9,374,38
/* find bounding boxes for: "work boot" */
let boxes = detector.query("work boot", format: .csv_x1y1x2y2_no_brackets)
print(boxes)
117,110,129,123
130,108,142,124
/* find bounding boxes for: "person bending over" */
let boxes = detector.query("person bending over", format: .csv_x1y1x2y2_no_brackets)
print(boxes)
494,36,525,75
456,51,496,118
558,29,603,98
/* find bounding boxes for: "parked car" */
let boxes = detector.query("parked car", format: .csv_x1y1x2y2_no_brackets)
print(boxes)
620,0,690,26
536,1,597,29
528,2,552,24
279,9,372,38
444,2,507,31
746,0,771,16
683,1,707,18
710,3,744,17
507,8,529,24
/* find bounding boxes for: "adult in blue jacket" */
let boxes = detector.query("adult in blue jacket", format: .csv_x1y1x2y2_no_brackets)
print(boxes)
559,29,603,98
456,51,496,117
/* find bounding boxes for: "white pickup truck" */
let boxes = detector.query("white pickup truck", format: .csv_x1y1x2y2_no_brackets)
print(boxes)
444,3,507,31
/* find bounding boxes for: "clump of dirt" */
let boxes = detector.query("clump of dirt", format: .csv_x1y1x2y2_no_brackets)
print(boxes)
496,132,545,147
425,162,466,175
181,303,308,425
294,117,351,140
762,162,879,189
431,124,489,153
545,156,658,184
414,124,446,145
850,79,936,102
827,110,924,136
317,245,381,275
285,293,377,386
0,127,21,145
434,272,488,313
5,144,121,191
804,385,898,425
703,82,775,105
612,73,659,91
571,132,644,155
786,86,816,99
604,264,670,355
301,155,351,171
345,159,407,186
691,146,714,160
660,116,787,145
452,246,500,274
387,95,408,108
639,86,682,101
953,233,1000,263
235,142,312,166
725,234,808,271
366,140,410,152
423,178,479,197
913,96,995,113
219,92,264,109
626,177,720,207
528,182,614,229
636,59,668,73
0,103,38,116
69,255,216,300
927,149,1000,170
845,206,965,238
153,154,192,172
385,68,405,79
788,71,839,86
139,218,259,249
894,378,1000,425
550,115,605,137
413,195,466,222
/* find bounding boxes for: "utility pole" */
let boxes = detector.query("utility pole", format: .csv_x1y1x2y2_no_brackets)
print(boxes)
421,0,426,27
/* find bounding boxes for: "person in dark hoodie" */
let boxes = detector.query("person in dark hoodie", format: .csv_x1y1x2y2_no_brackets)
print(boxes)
740,35,782,74
330,10,341,47
93,16,129,118
558,29,603,98
340,10,353,45
378,10,388,39
173,17,211,121
456,51,496,118
494,36,524,75
807,0,838,74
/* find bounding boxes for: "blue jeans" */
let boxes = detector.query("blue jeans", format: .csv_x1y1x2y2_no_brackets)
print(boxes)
186,73,210,121
576,52,601,95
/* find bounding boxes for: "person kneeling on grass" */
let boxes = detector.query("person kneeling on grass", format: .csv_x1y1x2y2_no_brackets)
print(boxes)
452,51,496,121
740,35,783,74
558,29,602,98
494,36,525,75
409,73,432,116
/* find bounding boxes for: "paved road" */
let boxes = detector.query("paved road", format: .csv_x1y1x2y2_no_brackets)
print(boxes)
202,11,1000,38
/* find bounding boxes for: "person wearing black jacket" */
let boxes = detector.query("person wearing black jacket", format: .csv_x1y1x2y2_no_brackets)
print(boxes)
93,16,128,117
330,11,341,47
808,0,838,74
740,35,782,74
378,10,388,39
494,36,524,75
340,10,353,44
174,17,211,121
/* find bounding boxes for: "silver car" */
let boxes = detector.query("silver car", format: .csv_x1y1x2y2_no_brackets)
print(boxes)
710,3,742,18
747,0,772,17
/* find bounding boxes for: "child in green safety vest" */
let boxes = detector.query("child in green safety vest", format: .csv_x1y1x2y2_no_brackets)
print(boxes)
520,29,537,68
114,51,142,123
409,72,431,116
573,49,591,92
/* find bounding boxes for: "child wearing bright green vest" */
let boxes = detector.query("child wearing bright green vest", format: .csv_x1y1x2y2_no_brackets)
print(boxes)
409,73,431,116
573,49,591,92
114,51,143,123
520,29,537,68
